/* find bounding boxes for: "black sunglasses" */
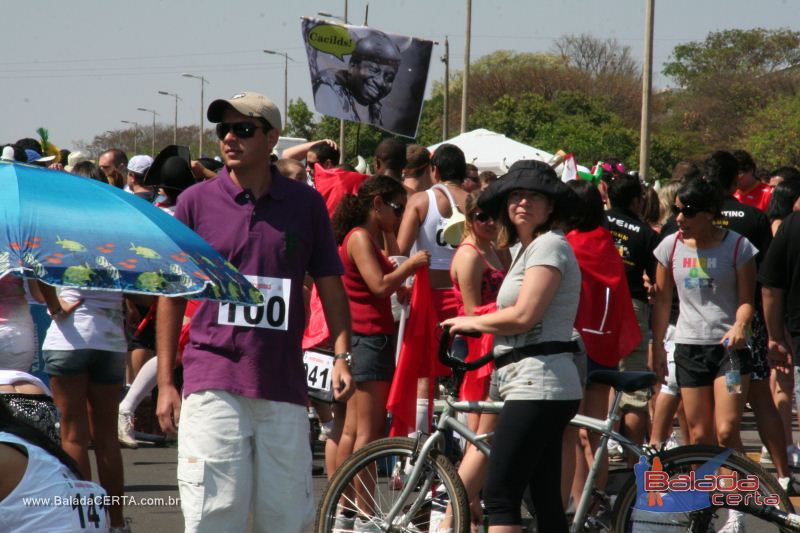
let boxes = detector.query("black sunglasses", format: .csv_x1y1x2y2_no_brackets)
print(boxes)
471,211,492,222
670,204,702,218
215,122,264,140
385,200,405,217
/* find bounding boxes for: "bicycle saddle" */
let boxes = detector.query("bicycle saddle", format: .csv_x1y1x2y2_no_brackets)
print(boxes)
586,370,658,393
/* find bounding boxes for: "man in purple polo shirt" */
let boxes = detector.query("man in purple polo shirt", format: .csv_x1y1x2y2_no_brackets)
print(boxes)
154,91,354,532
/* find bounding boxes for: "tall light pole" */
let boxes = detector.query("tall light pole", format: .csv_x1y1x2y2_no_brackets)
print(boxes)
461,0,472,133
182,73,209,157
121,120,139,152
639,0,655,183
442,36,450,140
137,107,159,155
263,50,294,122
158,91,182,144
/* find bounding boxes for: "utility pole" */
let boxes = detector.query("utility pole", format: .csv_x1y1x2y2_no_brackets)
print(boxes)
339,0,349,164
442,36,450,141
639,0,655,182
460,0,472,133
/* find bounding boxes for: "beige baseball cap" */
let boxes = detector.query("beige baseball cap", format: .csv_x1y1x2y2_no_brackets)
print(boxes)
207,91,282,131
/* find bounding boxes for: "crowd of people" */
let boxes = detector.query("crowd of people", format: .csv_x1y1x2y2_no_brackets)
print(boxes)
2,90,800,533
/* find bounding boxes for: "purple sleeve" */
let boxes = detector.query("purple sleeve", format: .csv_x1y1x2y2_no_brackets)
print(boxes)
307,191,344,278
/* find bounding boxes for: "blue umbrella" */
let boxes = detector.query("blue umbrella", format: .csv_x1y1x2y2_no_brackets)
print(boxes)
0,161,262,305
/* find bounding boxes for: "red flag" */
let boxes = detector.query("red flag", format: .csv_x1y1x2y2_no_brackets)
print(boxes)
566,226,641,367
313,164,369,218
387,267,455,436
459,301,496,401
302,284,329,350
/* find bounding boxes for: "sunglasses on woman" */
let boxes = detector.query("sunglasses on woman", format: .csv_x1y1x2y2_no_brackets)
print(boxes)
670,204,702,218
385,200,405,217
471,211,492,222
215,121,265,140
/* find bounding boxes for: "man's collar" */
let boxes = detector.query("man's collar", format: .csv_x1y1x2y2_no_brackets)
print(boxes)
218,164,289,202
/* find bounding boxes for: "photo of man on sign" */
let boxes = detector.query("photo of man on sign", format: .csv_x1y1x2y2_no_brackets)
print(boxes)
302,17,432,138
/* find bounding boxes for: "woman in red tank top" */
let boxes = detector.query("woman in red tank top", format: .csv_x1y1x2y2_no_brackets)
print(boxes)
331,176,430,500
444,191,508,528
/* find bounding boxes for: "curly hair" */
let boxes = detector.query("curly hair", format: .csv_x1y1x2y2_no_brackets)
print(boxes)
332,175,405,243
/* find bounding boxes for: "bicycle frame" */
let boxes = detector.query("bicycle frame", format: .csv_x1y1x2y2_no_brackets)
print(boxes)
382,386,647,532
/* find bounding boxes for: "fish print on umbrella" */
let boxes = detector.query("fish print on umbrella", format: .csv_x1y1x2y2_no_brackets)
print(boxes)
1,161,262,305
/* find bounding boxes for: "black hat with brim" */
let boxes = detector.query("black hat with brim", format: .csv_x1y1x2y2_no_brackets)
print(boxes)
144,145,195,192
477,159,570,218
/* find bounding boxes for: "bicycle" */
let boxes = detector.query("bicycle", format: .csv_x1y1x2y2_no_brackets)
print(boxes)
315,327,800,532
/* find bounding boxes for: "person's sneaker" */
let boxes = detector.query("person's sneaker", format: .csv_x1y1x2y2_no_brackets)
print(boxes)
353,516,382,532
760,445,773,465
718,509,745,533
332,512,355,533
787,444,800,468
665,431,680,450
607,438,624,462
117,411,138,449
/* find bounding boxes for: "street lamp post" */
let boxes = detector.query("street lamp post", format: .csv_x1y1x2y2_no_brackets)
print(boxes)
263,49,294,121
120,120,139,153
182,73,209,157
158,91,182,144
137,107,159,155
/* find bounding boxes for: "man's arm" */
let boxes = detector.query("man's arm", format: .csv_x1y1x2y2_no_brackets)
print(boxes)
314,275,354,401
282,139,338,162
155,296,187,436
763,286,792,373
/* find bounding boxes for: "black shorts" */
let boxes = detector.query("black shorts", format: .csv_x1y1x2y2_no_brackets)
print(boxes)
350,333,395,383
674,343,752,388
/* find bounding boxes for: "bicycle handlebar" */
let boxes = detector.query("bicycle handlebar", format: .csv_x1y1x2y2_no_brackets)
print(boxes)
437,326,495,372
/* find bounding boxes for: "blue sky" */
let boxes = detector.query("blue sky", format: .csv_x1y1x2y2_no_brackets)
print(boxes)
1,0,798,150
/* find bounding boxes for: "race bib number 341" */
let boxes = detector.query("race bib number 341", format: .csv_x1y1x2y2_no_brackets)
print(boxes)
218,276,291,330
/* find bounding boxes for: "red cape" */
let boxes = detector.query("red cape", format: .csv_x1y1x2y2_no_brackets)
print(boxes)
313,164,369,218
566,226,641,366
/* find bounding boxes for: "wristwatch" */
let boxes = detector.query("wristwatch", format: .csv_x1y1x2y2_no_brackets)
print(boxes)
334,352,352,367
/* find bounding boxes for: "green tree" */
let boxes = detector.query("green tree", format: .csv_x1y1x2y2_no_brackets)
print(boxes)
661,28,800,149
740,93,800,168
284,98,317,140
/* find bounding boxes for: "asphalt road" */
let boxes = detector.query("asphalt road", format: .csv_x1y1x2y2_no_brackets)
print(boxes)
105,407,796,532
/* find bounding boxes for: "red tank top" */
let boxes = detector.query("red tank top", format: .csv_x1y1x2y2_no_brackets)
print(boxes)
451,242,506,313
339,228,396,335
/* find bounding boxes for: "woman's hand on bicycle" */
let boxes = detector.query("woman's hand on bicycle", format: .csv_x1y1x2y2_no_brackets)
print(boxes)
440,315,481,335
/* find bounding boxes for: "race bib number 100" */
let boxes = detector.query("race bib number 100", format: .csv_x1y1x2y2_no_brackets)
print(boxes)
218,275,291,331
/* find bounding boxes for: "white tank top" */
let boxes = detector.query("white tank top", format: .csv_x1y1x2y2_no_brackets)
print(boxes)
0,432,109,532
415,184,459,271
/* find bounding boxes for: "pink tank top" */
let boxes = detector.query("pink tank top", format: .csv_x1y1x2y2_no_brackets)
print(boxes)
451,243,506,313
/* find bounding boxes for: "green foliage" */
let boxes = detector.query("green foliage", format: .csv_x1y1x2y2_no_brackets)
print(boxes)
740,93,800,168
664,28,800,88
284,98,316,140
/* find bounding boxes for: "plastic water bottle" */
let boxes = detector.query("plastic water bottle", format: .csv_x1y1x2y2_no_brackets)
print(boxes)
724,340,742,395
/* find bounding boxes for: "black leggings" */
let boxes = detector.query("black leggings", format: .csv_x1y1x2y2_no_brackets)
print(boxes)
484,399,580,531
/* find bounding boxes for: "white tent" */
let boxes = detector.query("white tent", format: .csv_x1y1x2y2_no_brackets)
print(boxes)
428,128,591,177
428,129,555,175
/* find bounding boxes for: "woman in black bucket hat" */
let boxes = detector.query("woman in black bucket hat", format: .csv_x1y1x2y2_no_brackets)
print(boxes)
442,160,583,532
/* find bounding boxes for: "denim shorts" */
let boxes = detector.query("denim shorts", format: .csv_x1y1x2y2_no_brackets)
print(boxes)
350,334,395,383
43,349,126,384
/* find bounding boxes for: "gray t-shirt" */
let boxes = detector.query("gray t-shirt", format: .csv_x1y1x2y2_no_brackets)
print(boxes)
654,230,757,345
493,230,583,401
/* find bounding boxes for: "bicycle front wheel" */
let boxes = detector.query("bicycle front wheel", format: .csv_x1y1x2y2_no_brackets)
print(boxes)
611,444,794,532
315,437,470,533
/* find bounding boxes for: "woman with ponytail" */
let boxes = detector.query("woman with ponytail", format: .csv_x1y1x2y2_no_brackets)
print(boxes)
331,175,430,528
